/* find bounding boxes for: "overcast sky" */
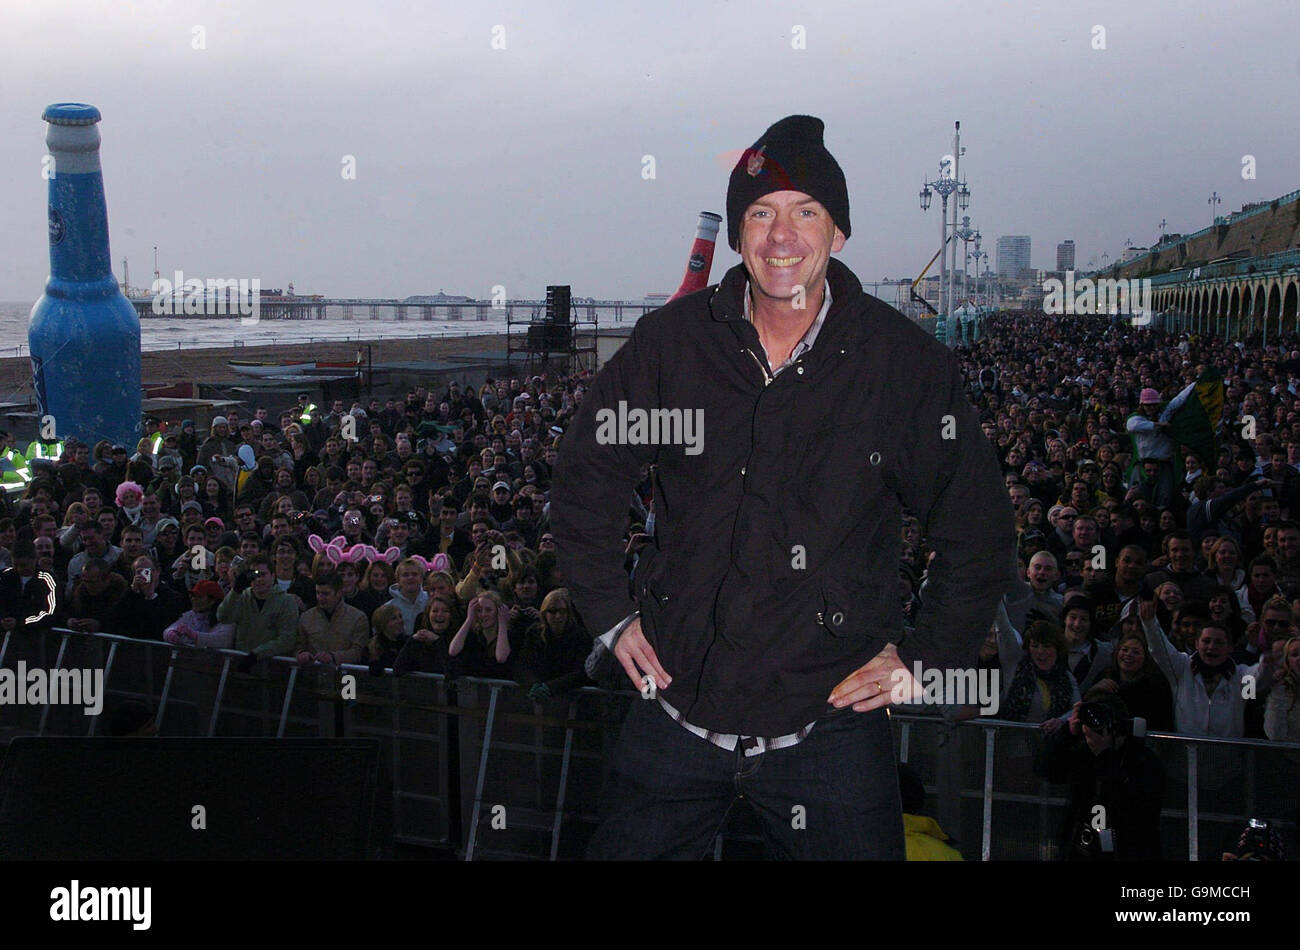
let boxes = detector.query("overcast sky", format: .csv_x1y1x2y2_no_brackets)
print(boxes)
2,0,1296,302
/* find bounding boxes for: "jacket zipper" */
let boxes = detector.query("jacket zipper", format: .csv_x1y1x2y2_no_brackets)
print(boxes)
745,348,773,386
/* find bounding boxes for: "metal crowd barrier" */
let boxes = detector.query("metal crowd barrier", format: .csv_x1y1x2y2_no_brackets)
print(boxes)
0,626,630,859
893,711,1300,861
3,627,1297,860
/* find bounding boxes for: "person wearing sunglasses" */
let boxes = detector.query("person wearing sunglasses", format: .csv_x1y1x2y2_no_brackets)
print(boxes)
1045,507,1077,561
518,588,592,703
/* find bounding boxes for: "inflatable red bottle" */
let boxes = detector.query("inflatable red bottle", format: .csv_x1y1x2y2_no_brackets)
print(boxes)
668,212,722,302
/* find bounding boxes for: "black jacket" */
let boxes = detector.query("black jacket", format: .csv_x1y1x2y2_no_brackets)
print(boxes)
113,586,187,640
516,621,593,695
414,528,473,567
551,258,1014,735
0,568,60,633
1112,670,1176,733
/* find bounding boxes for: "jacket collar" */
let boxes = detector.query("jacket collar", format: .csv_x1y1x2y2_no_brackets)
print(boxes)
712,258,873,358
708,257,867,335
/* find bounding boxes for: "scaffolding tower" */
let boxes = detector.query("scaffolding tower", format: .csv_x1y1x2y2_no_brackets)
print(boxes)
506,284,598,375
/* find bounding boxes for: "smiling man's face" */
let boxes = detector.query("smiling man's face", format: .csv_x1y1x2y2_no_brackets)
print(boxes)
738,190,844,309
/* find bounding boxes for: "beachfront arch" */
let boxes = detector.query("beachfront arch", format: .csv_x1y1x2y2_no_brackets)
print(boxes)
1254,282,1269,338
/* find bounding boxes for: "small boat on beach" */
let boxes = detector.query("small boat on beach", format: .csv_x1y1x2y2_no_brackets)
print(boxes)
227,360,356,378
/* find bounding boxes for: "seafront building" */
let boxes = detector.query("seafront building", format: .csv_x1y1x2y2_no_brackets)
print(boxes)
997,235,1032,277
1056,240,1075,272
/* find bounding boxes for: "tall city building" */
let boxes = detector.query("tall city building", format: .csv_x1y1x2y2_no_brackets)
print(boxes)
1056,240,1075,272
997,235,1031,277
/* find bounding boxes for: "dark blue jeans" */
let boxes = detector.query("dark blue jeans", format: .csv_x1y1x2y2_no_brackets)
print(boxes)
587,697,905,860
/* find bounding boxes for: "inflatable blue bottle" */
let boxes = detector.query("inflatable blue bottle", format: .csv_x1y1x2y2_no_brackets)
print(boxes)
29,103,141,450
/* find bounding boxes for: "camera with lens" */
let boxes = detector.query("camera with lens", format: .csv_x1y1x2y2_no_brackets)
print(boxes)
1229,818,1283,861
1077,701,1146,737
1074,823,1117,858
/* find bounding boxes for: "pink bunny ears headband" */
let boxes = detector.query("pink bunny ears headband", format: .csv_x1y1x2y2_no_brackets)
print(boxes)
307,535,450,573
410,553,451,572
308,534,373,563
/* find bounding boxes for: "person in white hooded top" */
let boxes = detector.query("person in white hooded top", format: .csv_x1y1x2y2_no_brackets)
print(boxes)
382,557,429,637
1137,599,1275,738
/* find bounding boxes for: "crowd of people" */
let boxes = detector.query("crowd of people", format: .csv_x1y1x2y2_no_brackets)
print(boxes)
0,309,1296,859
942,312,1300,749
0,381,598,701
930,311,1296,859
2,317,1298,740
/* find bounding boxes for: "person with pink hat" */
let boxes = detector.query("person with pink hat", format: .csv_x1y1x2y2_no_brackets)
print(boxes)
1125,385,1192,508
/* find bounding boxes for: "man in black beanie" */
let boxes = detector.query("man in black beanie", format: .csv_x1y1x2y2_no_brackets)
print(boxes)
551,114,1014,860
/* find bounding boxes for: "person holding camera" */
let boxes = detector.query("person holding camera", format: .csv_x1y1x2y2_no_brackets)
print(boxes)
334,502,370,547
112,554,185,640
1221,818,1286,861
217,553,299,666
169,523,213,595
454,533,521,603
1035,689,1165,861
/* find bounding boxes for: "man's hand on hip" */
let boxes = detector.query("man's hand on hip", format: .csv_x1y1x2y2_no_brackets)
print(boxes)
828,643,920,713
613,617,671,694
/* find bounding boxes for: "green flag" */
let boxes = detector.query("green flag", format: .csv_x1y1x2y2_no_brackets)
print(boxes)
1165,366,1224,472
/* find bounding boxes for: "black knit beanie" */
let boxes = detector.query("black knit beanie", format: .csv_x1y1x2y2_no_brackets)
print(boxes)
725,115,850,252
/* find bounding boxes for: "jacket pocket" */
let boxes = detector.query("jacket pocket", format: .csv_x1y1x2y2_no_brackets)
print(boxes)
791,420,891,515
634,544,669,647
818,575,896,645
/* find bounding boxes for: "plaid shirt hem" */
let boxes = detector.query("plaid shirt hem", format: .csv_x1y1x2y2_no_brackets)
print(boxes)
656,695,815,757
